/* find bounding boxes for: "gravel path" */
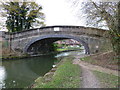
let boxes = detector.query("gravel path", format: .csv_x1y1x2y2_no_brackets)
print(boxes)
79,60,119,76
81,66,101,88
73,57,101,88
73,55,119,88
74,55,119,76
69,50,120,88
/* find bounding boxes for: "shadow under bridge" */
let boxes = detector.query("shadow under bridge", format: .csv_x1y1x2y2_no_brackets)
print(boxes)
24,35,90,54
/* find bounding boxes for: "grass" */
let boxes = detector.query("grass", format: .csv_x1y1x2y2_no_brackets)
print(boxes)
56,45,82,52
80,52,119,70
56,48,68,51
33,57,81,88
93,70,120,88
81,56,99,65
81,52,119,88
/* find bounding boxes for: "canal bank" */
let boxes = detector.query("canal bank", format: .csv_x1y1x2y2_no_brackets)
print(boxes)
31,51,119,88
1,50,119,88
1,49,80,61
31,51,85,88
0,50,84,88
32,56,81,88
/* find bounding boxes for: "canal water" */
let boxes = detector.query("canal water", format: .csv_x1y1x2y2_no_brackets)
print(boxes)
0,50,85,88
0,54,58,88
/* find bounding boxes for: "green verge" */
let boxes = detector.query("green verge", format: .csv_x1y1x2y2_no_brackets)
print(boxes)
80,56,96,63
56,48,68,51
93,70,120,88
33,57,81,88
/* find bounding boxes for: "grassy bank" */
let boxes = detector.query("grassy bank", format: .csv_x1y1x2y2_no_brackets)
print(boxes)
80,51,119,88
81,52,119,71
93,71,120,88
33,57,81,88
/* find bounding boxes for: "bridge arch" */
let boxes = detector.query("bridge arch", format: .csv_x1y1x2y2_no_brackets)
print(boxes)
24,34,90,54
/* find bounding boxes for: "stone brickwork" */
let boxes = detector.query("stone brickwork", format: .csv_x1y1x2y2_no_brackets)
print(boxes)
2,25,111,54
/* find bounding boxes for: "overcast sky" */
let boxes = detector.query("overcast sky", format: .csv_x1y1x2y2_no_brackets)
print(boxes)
36,0,119,26
36,0,86,26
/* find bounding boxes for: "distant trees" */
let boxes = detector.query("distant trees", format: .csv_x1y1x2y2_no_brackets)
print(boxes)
70,0,120,59
0,0,45,32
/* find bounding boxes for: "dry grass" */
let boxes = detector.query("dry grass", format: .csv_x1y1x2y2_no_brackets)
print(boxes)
2,48,19,58
82,51,119,71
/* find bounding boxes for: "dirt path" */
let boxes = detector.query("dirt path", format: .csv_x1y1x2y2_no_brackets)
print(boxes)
73,56,101,88
73,55,119,88
81,66,101,88
74,55,119,76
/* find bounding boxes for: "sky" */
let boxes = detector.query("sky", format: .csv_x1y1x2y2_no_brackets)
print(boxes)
37,0,118,26
36,0,86,26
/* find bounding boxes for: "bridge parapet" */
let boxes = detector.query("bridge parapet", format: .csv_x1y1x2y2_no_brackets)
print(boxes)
5,26,108,40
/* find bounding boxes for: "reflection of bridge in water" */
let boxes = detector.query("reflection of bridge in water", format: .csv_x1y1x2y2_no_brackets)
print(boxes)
1,25,111,54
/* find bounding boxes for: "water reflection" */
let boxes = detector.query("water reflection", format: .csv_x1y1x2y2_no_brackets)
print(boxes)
1,55,56,88
0,66,6,89
55,53,69,58
0,50,85,88
55,50,85,58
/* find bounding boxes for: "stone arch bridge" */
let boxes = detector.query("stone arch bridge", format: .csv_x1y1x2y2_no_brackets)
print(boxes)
1,25,111,54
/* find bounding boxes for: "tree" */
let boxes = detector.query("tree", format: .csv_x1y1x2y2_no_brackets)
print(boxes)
70,0,120,59
0,0,45,32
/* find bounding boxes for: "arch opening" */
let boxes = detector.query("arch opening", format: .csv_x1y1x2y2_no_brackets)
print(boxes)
24,35,90,54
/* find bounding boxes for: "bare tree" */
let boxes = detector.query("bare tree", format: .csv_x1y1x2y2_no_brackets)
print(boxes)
69,0,120,58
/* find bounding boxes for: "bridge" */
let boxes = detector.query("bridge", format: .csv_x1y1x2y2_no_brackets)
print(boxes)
1,25,111,54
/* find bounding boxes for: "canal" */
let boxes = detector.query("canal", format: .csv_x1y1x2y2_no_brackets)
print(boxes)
0,50,85,88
